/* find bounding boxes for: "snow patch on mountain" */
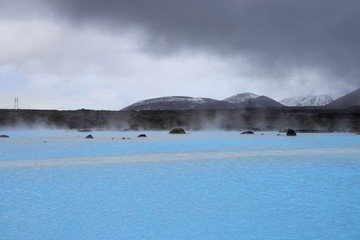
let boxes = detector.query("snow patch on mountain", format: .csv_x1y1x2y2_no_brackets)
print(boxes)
135,96,208,105
223,92,260,104
223,92,283,108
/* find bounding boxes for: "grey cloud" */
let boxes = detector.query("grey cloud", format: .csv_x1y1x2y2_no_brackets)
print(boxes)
46,0,360,89
3,0,360,91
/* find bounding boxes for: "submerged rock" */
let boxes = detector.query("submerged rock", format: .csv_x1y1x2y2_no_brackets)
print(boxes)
286,129,297,136
0,135,9,138
137,134,147,137
85,134,94,139
169,128,186,134
241,131,254,135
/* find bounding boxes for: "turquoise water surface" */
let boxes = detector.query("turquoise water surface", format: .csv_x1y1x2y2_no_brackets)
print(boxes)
1,130,360,239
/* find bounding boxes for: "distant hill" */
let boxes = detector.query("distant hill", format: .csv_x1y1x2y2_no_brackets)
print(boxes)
122,92,285,111
326,88,360,109
122,93,285,111
280,94,341,107
224,92,284,108
121,96,233,111
223,92,259,104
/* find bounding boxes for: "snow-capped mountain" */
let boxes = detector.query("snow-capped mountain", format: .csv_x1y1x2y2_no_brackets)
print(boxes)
122,96,233,111
279,94,341,107
224,92,284,108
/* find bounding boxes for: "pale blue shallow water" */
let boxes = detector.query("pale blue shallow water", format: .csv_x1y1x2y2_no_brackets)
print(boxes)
1,130,360,239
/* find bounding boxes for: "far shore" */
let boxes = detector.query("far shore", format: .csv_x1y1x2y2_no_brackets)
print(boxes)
1,108,359,132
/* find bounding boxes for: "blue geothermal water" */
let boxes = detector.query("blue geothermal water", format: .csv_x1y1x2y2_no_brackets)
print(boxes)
1,130,360,239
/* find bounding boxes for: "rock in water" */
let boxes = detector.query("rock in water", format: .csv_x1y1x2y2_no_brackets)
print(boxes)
138,134,147,137
241,131,254,134
0,135,9,138
85,134,94,139
286,129,297,136
169,128,186,134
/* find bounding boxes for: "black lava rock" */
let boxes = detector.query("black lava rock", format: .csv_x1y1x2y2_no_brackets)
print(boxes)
241,131,254,135
286,129,297,136
169,128,186,134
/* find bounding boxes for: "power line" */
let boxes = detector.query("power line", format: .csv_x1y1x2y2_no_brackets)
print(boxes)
14,97,19,109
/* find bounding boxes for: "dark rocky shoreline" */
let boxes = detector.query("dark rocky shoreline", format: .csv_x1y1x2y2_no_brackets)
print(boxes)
0,107,359,132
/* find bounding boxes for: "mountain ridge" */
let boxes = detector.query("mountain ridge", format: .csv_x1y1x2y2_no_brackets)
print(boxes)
326,88,360,109
122,93,284,111
279,94,341,107
122,89,359,111
122,96,234,111
224,93,284,108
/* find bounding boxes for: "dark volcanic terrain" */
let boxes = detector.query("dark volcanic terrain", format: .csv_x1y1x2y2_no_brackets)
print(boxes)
0,107,359,132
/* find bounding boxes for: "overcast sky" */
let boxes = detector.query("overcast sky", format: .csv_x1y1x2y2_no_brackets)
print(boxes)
0,0,359,109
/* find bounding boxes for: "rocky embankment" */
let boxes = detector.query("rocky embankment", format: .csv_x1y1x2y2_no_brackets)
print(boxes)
0,108,359,132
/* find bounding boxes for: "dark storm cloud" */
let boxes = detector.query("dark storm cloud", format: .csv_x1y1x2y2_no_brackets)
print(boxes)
46,0,360,87
6,0,360,88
